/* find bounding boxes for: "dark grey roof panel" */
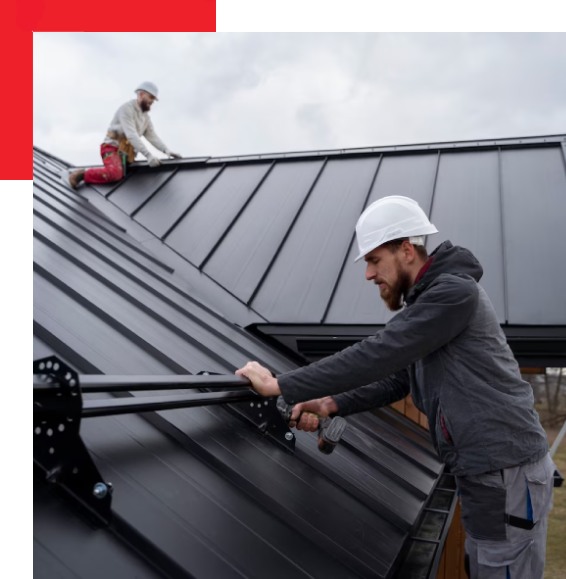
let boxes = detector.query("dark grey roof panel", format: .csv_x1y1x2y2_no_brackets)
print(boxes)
73,403,434,578
33,179,295,375
107,169,176,214
204,160,325,302
501,146,566,324
69,137,566,336
253,157,380,322
35,384,442,578
33,232,223,372
372,153,438,209
33,152,71,178
166,163,272,266
34,483,163,579
325,153,438,324
430,150,506,322
45,137,566,354
33,336,54,361
33,164,130,236
135,166,222,237
33,241,291,376
33,192,173,275
34,146,451,579
59,180,266,328
34,272,176,374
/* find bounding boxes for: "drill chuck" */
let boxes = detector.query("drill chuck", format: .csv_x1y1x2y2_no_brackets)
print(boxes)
276,397,346,454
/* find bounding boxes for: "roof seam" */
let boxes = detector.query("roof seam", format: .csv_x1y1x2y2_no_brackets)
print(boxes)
247,157,329,306
34,261,191,373
34,234,243,373
33,195,174,274
198,161,276,271
162,164,226,242
321,154,383,323
34,226,285,370
497,147,510,325
131,167,180,219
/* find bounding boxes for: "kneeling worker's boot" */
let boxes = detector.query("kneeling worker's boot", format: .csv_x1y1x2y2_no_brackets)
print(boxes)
68,169,85,190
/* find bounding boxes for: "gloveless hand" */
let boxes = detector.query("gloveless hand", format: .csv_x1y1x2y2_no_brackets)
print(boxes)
235,361,281,397
290,397,339,431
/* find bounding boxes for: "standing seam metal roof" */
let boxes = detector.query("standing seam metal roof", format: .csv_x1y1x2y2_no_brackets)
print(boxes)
78,135,566,330
34,147,454,578
70,135,566,366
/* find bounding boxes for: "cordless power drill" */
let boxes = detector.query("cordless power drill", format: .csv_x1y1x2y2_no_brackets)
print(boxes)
276,396,347,454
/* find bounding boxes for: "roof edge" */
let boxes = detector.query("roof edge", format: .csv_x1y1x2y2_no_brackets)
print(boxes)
35,132,566,171
209,132,566,164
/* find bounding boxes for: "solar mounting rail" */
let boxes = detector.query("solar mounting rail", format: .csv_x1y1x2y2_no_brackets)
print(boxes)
33,356,295,526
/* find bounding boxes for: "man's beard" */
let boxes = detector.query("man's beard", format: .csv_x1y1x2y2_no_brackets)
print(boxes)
380,267,412,311
140,101,150,112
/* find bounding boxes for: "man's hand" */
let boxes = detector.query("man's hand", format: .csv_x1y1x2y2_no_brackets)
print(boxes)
236,361,281,397
148,155,161,167
290,397,339,431
168,152,183,159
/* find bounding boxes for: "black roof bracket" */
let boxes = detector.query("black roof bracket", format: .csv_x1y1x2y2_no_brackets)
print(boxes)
75,369,296,452
34,357,297,526
197,371,296,452
33,356,113,526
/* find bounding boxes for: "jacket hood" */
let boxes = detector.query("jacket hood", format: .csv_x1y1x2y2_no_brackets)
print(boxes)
406,240,483,303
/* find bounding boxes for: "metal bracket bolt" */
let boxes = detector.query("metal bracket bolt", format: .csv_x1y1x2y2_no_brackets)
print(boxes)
92,482,112,499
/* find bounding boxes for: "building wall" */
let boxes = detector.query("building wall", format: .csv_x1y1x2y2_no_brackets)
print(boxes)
436,502,467,579
390,396,428,429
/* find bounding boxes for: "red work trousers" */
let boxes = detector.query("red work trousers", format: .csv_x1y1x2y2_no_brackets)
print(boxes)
84,144,125,184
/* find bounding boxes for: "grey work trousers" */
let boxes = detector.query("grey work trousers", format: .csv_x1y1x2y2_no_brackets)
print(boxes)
456,453,555,579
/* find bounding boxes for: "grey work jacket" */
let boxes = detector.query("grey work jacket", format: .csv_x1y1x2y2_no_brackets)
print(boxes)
278,241,548,476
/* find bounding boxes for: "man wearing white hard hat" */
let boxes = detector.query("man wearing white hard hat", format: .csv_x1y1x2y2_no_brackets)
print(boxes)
68,82,182,189
237,195,555,579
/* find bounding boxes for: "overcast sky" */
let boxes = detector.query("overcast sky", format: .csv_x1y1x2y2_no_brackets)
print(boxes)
33,32,566,167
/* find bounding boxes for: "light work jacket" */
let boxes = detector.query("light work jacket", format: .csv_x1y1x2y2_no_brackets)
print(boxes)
104,99,170,160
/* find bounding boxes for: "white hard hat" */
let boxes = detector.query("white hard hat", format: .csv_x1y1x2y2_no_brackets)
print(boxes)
135,81,159,100
354,195,438,261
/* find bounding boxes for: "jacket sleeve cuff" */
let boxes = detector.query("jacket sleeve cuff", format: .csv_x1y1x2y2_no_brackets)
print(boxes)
278,372,305,406
330,394,350,415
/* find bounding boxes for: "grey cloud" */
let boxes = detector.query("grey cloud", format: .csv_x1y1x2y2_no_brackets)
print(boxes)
34,32,566,166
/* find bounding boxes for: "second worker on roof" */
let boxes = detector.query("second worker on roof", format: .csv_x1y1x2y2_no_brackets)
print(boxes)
68,81,182,190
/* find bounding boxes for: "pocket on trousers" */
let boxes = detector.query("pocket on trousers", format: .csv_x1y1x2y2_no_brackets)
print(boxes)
477,539,533,575
458,475,507,541
524,456,554,523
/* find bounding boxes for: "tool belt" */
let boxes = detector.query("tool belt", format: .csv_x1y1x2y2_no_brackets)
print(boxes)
106,130,136,164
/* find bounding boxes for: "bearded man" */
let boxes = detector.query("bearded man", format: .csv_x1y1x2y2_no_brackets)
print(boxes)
67,81,182,189
236,195,555,579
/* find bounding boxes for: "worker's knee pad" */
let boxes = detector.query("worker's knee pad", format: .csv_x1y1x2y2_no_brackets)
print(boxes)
106,164,124,181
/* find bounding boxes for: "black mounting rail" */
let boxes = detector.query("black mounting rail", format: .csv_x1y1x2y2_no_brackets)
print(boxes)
33,356,294,526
